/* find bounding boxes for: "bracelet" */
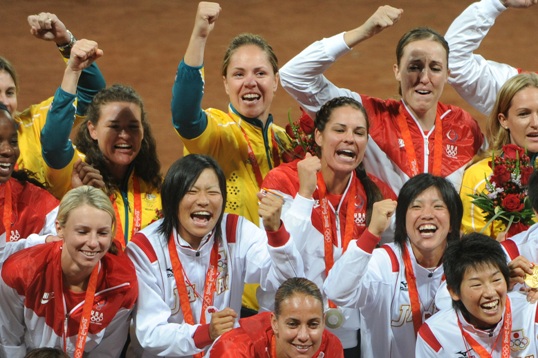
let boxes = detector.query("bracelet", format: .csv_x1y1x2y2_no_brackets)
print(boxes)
57,30,76,57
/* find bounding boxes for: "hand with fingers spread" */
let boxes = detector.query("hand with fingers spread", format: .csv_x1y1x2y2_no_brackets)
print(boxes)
258,190,284,231
297,153,321,199
367,199,397,237
71,160,105,190
209,307,237,340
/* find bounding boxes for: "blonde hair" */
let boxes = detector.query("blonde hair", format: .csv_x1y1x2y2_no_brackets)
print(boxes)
488,72,538,151
57,186,117,252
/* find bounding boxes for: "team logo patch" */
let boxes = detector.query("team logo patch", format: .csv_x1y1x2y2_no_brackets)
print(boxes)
41,292,54,304
398,138,405,148
9,230,21,242
445,144,458,158
510,329,530,351
399,281,408,291
354,212,366,226
90,310,104,325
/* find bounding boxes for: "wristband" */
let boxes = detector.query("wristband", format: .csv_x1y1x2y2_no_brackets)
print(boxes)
57,30,76,58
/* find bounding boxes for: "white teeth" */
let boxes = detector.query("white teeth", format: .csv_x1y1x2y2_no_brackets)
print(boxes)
482,301,498,309
419,224,437,232
0,163,11,168
81,251,99,256
417,90,430,94
337,149,356,158
242,94,260,100
115,144,131,148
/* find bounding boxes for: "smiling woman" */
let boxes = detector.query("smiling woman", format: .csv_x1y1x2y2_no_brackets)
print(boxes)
171,1,293,314
40,39,162,248
279,5,484,196
125,154,303,357
415,233,538,357
323,173,463,358
0,185,138,357
208,277,344,358
260,96,396,355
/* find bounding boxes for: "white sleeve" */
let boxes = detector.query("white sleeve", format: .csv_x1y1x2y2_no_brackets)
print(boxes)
323,239,377,308
0,234,47,265
125,242,203,357
279,32,363,117
237,216,304,292
0,277,26,358
38,206,59,236
445,0,519,115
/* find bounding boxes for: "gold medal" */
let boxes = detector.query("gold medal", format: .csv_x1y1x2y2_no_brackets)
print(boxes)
524,266,538,289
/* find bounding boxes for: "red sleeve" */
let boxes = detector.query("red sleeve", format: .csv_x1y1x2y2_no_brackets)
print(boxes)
193,324,213,349
266,222,290,247
209,330,255,357
320,330,344,357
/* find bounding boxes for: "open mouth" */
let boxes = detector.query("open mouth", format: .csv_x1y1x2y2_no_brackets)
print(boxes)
242,93,261,102
0,162,12,171
416,90,432,95
80,250,101,258
418,223,437,237
191,211,212,224
115,143,132,150
336,149,357,160
481,299,500,313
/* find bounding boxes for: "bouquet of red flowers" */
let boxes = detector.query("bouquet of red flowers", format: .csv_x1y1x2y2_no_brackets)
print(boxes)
470,144,535,238
281,107,319,162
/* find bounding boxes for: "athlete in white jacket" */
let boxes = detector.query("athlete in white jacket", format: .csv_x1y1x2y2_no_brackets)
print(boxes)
445,0,538,115
126,154,303,357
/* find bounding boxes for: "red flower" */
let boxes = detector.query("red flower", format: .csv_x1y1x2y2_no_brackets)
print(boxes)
491,164,510,185
503,144,525,160
521,166,534,186
507,222,530,238
502,194,524,212
298,108,315,135
285,123,295,138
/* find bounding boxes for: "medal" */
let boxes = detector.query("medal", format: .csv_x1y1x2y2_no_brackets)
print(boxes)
525,265,538,288
325,308,344,329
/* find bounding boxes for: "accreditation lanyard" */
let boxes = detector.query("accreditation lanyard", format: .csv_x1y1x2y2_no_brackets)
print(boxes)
1,180,12,240
317,172,357,309
402,244,426,336
112,176,142,249
167,233,220,357
239,124,280,188
457,298,512,358
396,111,443,177
63,263,99,357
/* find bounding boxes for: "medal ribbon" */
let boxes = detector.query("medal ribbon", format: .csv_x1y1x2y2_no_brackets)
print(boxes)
167,233,220,358
271,334,277,358
2,180,12,240
402,245,425,336
67,263,99,357
396,110,443,176
317,171,357,308
111,176,142,249
239,124,281,188
457,297,512,358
